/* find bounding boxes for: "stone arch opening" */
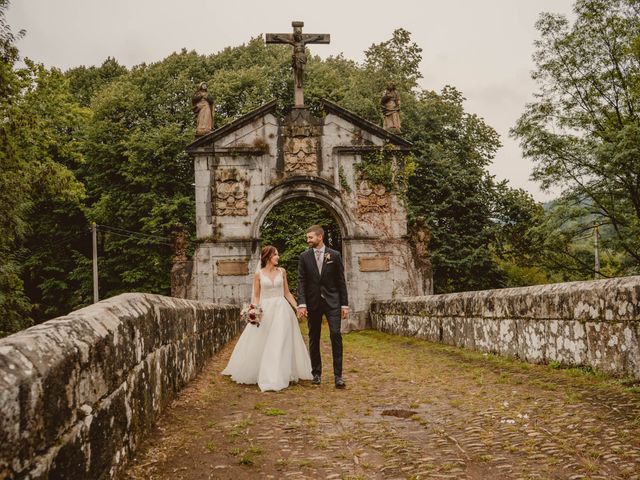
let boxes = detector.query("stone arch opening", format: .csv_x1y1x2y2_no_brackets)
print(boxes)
250,178,354,241
258,197,343,293
250,180,354,291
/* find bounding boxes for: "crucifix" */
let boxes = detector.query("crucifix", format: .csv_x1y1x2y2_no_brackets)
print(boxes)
266,21,330,107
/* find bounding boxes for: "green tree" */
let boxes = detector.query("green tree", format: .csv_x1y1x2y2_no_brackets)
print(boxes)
490,184,551,286
79,51,207,298
17,65,91,321
0,0,88,334
66,57,127,107
403,87,507,292
512,0,640,275
0,0,30,335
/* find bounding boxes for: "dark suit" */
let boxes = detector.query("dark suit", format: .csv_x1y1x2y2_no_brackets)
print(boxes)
297,247,349,378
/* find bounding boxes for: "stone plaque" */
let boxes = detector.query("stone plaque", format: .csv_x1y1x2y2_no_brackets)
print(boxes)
359,256,390,272
217,260,249,276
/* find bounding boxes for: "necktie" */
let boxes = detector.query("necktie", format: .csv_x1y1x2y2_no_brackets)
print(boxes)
315,249,323,273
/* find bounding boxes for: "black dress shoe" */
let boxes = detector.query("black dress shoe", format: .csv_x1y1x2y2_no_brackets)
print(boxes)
335,376,346,389
312,374,321,385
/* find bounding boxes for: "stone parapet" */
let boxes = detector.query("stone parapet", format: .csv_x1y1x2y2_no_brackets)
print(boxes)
371,276,640,380
0,293,241,479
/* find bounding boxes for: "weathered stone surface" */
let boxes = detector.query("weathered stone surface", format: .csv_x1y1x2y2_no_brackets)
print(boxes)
0,293,241,479
371,276,640,379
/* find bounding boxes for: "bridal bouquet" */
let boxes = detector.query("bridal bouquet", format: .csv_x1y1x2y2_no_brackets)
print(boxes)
241,303,263,327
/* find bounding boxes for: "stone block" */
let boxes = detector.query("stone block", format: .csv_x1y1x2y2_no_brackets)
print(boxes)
496,319,519,357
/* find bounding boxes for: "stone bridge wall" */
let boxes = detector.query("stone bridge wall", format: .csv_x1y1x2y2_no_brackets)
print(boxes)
371,276,640,380
0,293,241,479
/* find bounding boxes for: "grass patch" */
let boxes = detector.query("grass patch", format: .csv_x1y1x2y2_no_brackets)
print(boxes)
248,445,263,455
264,408,286,416
236,417,253,428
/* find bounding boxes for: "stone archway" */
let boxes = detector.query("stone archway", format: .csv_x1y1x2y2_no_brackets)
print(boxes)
251,179,349,290
251,177,354,241
185,99,430,330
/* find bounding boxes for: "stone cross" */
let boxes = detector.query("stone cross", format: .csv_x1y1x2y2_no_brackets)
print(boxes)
266,21,330,107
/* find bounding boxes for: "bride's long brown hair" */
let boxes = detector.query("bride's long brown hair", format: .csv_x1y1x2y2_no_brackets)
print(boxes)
260,245,278,268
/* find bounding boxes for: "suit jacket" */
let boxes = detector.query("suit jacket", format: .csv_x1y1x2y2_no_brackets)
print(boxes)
297,247,348,311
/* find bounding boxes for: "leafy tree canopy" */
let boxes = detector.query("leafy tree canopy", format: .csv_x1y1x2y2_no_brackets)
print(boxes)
512,0,640,275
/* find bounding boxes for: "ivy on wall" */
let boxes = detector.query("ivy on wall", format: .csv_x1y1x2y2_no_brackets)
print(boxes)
354,143,416,199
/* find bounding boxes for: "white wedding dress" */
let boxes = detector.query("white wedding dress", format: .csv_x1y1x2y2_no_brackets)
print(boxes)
222,269,313,392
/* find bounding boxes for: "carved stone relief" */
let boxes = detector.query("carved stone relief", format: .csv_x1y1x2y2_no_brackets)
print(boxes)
284,136,318,174
356,178,391,216
283,123,320,175
214,169,248,216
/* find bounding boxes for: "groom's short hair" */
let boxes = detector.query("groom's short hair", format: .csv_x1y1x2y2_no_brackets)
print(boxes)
306,225,324,237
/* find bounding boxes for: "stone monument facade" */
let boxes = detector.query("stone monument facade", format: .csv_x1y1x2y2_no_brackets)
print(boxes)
183,22,432,331
185,99,432,330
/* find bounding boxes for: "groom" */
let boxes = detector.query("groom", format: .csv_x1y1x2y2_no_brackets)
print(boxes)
297,225,349,389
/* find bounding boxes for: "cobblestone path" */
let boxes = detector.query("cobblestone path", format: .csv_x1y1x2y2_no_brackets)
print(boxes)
125,325,640,480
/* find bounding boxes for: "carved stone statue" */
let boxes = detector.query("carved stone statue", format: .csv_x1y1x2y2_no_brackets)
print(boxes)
192,82,214,136
411,216,431,260
381,84,401,133
408,216,433,293
171,227,189,263
291,29,307,90
265,22,330,107
171,225,193,298
357,179,391,216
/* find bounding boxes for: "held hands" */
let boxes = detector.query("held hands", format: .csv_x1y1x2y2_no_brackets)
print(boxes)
296,307,349,319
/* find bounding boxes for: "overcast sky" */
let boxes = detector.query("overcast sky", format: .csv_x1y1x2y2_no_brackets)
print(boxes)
7,0,575,201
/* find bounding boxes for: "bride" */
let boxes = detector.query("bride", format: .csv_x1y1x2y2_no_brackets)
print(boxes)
222,245,313,391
